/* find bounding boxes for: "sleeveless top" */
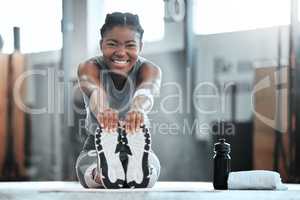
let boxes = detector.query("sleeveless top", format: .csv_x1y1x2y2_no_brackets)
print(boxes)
82,56,150,135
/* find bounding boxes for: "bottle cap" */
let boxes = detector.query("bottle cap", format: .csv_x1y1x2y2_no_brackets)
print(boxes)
214,138,230,153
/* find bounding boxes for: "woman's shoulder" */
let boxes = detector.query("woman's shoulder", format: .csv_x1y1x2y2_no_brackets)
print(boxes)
85,56,106,68
137,56,161,74
79,56,106,70
137,56,161,71
78,56,105,77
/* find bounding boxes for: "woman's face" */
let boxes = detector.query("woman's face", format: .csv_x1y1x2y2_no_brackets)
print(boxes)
100,26,142,75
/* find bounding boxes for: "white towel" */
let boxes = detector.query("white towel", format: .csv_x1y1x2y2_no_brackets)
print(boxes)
228,170,287,190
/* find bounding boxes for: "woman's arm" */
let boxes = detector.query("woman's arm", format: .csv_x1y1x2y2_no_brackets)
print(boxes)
125,62,162,133
77,62,118,132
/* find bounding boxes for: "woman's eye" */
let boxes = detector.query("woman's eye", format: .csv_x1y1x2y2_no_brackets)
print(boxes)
126,44,137,48
107,43,117,47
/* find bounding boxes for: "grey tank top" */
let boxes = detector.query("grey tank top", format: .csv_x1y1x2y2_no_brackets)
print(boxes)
82,56,147,134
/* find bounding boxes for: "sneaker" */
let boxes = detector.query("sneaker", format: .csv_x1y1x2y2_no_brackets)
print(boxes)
94,126,125,189
125,125,151,188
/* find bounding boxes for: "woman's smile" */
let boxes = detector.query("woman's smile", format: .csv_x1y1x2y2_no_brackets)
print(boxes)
101,26,142,74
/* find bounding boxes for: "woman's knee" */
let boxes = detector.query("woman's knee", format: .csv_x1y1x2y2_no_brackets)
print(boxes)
76,150,99,188
149,152,160,171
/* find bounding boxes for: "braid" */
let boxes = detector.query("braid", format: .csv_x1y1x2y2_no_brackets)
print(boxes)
100,12,144,40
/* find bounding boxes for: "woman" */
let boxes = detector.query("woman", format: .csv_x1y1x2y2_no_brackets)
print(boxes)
76,12,162,189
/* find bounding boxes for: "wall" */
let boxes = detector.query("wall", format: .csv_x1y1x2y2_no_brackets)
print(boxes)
25,51,63,180
194,26,289,140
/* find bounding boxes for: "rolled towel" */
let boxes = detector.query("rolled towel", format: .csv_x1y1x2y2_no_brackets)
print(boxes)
228,170,287,190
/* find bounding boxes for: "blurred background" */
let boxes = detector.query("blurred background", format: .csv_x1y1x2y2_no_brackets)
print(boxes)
0,0,299,183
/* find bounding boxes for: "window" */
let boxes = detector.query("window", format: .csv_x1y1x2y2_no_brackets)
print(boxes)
193,0,290,35
0,0,62,53
103,0,165,42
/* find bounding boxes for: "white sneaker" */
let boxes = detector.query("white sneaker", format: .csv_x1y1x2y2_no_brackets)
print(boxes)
126,125,151,188
94,127,125,189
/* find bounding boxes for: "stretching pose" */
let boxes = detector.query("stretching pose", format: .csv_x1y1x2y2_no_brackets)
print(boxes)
76,12,162,189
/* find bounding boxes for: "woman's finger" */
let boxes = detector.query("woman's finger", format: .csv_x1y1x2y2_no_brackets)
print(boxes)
97,112,104,128
103,110,109,131
112,111,118,132
135,112,142,132
130,112,136,133
107,110,113,132
125,114,130,134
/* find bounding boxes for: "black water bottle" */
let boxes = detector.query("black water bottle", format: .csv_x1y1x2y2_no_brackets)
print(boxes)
213,138,231,190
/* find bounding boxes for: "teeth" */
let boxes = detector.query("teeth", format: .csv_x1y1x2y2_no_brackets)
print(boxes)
113,60,128,64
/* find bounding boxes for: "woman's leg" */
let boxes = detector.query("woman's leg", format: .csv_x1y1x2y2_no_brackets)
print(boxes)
75,150,104,188
144,116,161,187
125,120,161,188
76,128,127,189
76,121,160,188
147,151,161,188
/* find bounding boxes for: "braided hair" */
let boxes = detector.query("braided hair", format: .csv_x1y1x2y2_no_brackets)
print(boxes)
100,12,144,41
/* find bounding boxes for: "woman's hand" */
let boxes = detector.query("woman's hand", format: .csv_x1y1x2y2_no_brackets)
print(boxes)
96,108,119,132
125,110,145,134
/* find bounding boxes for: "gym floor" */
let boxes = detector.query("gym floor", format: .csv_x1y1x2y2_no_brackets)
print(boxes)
1,181,300,200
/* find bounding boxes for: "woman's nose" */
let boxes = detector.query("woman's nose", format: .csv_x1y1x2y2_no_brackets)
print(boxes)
114,46,126,57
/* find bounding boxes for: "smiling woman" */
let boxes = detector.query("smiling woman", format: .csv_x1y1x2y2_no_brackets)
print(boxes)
101,26,141,75
100,13,143,75
76,12,162,189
